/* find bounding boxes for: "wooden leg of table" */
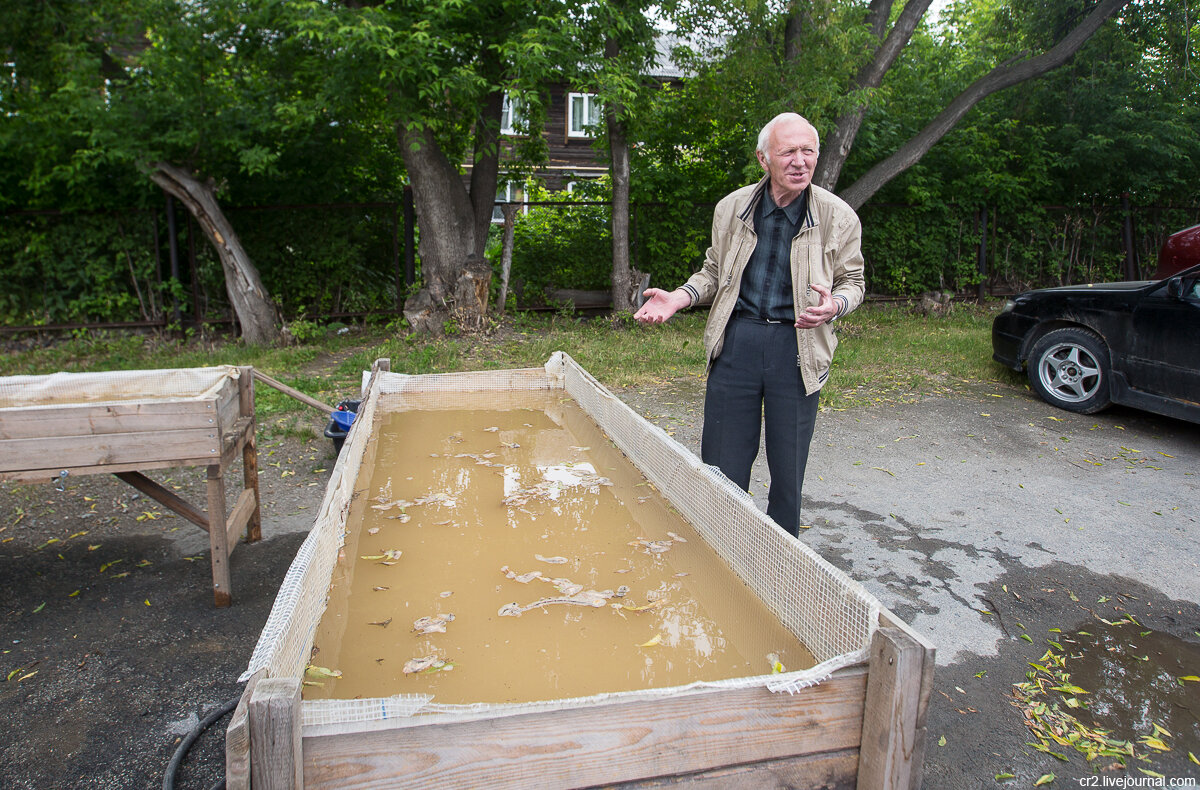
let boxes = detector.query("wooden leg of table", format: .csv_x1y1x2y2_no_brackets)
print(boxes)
242,423,261,543
207,463,233,608
238,366,262,544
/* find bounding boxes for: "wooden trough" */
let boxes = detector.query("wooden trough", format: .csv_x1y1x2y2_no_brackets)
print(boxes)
229,356,934,789
0,365,261,606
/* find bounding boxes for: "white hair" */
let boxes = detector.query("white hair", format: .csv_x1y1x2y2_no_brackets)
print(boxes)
756,113,819,164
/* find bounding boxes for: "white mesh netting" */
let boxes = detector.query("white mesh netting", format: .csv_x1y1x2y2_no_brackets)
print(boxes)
0,366,238,410
242,353,879,734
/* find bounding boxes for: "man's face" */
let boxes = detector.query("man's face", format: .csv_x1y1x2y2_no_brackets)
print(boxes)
757,119,819,205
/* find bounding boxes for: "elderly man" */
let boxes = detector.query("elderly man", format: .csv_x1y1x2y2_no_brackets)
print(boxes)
634,112,865,536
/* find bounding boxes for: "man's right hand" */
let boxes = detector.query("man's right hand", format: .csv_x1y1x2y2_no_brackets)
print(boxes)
633,288,691,324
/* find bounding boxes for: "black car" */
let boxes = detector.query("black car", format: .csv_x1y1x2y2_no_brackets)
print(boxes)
992,264,1200,423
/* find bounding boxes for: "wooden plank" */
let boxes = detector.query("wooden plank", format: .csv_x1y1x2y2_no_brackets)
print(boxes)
221,416,255,466
0,456,223,484
303,671,868,790
251,678,304,790
856,628,931,790
0,428,220,474
215,377,242,437
226,487,257,547
874,611,936,790
239,365,262,543
252,369,335,415
0,399,218,440
207,464,232,608
113,471,209,531
611,749,859,789
226,669,265,790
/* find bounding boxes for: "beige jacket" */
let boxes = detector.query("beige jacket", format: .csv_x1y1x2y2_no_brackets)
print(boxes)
680,177,866,395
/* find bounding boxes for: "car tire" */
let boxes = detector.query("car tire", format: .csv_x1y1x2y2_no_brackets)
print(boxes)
1026,327,1112,414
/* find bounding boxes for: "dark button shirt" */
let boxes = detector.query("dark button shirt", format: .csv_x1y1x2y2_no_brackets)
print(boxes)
735,187,809,322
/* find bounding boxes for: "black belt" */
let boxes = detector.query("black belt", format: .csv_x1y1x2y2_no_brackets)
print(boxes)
732,310,789,325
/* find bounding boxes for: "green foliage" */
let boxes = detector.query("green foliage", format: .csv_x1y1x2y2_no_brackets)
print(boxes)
0,212,161,325
510,182,613,302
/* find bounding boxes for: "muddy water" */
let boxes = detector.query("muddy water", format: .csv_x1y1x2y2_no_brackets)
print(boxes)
1066,621,1200,748
306,391,813,705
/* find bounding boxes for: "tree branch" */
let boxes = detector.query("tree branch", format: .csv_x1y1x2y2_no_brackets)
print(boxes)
838,0,1131,210
815,0,932,190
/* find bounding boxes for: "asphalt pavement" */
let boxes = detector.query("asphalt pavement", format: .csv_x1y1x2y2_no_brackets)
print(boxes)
623,376,1200,787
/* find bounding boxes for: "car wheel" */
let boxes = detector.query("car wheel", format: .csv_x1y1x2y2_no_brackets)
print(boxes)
1026,328,1112,414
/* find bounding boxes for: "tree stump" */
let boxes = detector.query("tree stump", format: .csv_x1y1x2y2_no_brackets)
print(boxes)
449,255,492,332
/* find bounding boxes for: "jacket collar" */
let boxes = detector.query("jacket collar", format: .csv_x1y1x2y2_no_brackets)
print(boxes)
738,176,817,231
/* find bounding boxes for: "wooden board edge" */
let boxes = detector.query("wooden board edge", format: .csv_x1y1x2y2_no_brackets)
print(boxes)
226,669,265,790
302,674,869,790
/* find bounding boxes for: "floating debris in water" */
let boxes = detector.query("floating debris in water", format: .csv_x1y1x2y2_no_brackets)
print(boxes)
361,549,403,563
616,599,665,613
498,591,611,617
501,566,543,583
454,451,501,467
305,664,342,680
628,537,675,555
535,554,568,565
372,491,457,512
412,613,455,634
368,618,392,628
403,655,454,674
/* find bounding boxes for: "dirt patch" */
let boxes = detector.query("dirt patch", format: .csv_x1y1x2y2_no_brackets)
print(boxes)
1,427,335,789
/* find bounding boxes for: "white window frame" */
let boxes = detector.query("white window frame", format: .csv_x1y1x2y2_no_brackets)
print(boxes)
567,92,601,138
492,181,528,224
500,93,526,136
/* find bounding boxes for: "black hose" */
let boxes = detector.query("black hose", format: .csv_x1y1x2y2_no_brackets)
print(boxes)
162,694,241,790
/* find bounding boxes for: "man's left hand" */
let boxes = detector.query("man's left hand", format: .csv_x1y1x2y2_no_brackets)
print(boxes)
795,283,838,328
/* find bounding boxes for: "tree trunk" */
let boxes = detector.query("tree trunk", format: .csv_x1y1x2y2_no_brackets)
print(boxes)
399,124,476,331
837,0,1130,210
469,84,505,260
147,162,279,345
606,102,634,311
814,0,930,191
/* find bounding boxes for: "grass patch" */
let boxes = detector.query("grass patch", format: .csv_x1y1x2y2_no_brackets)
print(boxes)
825,300,1022,409
0,302,1026,419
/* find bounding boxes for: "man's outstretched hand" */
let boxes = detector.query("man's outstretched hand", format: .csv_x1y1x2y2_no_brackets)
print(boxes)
634,288,691,324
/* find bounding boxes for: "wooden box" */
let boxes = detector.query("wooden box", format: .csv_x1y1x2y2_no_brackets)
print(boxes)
0,367,246,482
229,358,933,788
0,366,261,606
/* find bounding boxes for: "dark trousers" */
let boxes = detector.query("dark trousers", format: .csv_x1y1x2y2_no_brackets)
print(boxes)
701,316,820,536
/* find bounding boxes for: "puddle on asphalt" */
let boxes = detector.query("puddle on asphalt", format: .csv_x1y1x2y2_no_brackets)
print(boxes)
1066,620,1200,748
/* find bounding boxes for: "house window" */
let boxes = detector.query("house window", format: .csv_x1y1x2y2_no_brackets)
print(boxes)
567,92,601,138
492,181,527,224
500,93,526,136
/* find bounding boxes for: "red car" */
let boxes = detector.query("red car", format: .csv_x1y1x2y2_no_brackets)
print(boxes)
1156,223,1200,279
